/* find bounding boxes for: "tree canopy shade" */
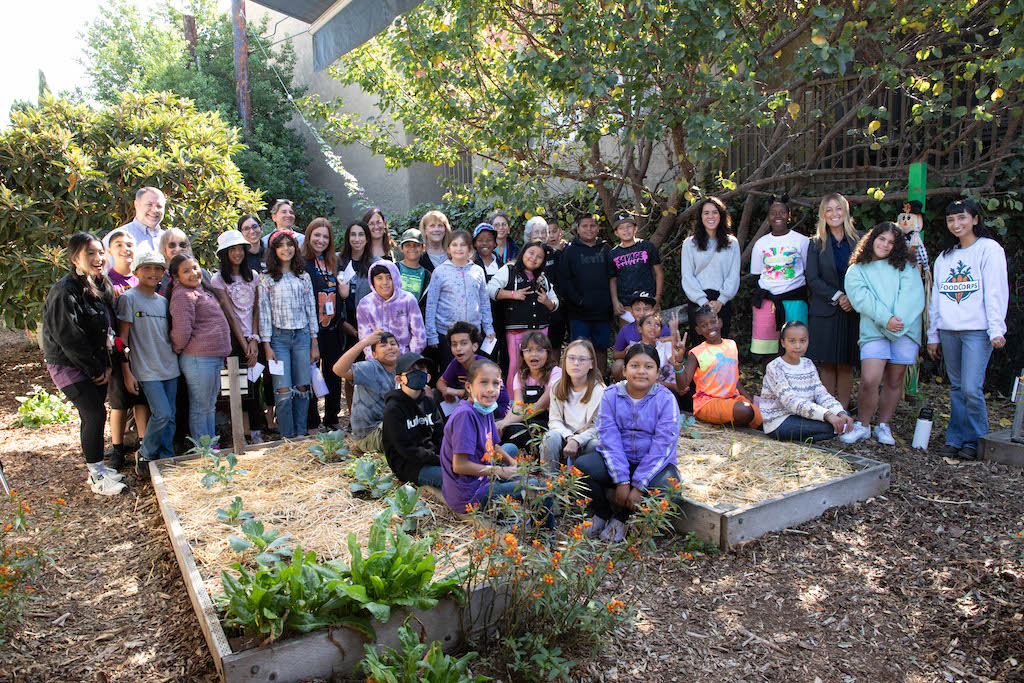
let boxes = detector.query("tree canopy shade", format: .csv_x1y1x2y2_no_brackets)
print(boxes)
0,92,263,329
303,0,1023,252
79,0,335,225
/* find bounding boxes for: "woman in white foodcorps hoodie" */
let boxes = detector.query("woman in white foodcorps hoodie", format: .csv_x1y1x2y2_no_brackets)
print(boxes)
926,199,1008,460
356,260,427,359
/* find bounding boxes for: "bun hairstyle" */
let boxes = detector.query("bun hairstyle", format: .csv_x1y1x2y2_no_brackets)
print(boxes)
624,342,660,366
942,199,995,255
770,193,790,206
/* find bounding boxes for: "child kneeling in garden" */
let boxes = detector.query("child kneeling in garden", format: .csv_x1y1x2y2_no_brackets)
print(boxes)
759,321,854,442
675,304,761,428
440,359,523,514
575,343,681,542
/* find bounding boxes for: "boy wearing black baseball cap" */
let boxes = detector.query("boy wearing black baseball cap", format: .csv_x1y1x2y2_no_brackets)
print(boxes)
380,352,444,487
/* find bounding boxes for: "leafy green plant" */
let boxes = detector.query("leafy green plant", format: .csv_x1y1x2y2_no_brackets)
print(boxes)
329,513,463,624
216,496,255,526
13,386,74,428
504,633,575,683
383,484,431,533
678,414,703,440
309,429,351,464
191,436,246,489
359,619,487,683
218,546,372,643
228,518,293,566
349,458,395,498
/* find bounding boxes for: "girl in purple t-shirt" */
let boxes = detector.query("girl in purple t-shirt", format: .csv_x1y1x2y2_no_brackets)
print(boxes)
440,358,522,514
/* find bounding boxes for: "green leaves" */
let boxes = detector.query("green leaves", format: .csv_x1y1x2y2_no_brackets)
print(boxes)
308,430,351,464
349,458,396,498
13,385,74,428
358,619,487,683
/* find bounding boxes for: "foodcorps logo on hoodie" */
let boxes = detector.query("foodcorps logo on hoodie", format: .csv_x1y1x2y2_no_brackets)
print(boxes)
938,260,980,304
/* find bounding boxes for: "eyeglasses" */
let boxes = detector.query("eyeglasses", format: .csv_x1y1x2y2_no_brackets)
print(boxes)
241,224,261,232
566,355,593,364
523,347,547,355
167,241,189,249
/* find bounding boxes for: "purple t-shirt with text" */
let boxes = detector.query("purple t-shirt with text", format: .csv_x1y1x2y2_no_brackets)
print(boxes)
440,401,499,513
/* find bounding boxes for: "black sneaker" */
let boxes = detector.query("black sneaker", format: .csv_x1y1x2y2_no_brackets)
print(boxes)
106,444,128,471
958,445,979,461
939,444,961,458
135,452,153,481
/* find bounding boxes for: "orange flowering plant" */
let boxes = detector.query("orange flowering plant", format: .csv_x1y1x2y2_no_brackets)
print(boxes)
440,458,679,676
1,492,65,642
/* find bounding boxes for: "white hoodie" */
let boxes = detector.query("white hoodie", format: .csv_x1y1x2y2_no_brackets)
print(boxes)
926,237,1008,343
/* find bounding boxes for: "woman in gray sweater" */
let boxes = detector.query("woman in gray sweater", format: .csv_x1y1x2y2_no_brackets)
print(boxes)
680,197,741,338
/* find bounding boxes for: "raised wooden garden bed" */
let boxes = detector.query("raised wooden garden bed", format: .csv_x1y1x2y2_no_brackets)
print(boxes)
149,440,496,683
979,429,1024,467
671,424,890,549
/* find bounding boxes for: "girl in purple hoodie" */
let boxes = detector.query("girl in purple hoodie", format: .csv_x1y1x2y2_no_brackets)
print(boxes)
575,343,681,542
356,261,427,359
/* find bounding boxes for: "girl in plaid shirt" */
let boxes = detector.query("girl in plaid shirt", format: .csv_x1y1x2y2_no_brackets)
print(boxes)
259,231,319,438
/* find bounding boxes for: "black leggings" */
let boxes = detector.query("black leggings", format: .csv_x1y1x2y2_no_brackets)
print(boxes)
308,327,344,429
61,380,108,464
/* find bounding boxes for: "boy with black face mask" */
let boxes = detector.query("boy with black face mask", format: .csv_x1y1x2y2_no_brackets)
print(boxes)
381,352,444,487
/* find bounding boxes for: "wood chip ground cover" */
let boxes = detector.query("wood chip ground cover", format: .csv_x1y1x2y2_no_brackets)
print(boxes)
0,338,1022,682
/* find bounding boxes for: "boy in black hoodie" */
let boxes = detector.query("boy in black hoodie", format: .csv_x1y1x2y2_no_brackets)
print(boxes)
558,213,612,376
381,352,444,487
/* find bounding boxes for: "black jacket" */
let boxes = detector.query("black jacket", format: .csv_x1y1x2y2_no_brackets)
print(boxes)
497,266,554,330
806,232,862,318
42,274,115,379
557,238,611,321
380,388,443,484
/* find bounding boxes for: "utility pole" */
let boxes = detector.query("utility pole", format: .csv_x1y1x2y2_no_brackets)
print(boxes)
231,0,254,138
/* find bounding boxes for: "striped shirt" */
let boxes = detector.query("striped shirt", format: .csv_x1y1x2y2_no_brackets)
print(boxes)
257,271,318,341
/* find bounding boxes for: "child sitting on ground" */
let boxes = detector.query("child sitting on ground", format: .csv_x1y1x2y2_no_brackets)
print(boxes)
575,343,681,542
436,321,511,419
674,304,762,428
760,321,854,442
635,309,678,393
440,358,524,514
541,339,605,472
381,352,444,487
610,292,668,381
496,331,561,449
333,330,399,455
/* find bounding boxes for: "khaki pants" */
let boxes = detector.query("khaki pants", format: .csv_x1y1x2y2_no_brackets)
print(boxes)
351,424,383,456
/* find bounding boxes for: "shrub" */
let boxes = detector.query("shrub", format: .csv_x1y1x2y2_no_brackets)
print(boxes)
0,91,263,329
14,386,74,428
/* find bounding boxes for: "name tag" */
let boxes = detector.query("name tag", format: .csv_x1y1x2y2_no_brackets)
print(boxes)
324,300,334,315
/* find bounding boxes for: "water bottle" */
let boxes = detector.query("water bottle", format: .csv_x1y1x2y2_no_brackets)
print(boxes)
912,407,933,450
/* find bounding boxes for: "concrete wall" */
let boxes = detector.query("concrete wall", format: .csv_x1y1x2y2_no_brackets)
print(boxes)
247,2,447,222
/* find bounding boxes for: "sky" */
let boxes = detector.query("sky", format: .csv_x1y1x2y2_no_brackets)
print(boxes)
0,0,231,128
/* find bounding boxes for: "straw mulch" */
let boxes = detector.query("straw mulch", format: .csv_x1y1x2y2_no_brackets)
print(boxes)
157,442,473,597
676,422,856,508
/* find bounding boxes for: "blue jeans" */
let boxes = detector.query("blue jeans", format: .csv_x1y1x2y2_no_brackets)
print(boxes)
269,327,312,438
179,355,223,442
416,465,444,488
768,415,837,443
139,378,178,460
940,329,993,448
574,450,681,522
568,319,612,350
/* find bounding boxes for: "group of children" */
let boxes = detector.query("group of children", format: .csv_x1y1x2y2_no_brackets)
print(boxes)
43,190,1007,526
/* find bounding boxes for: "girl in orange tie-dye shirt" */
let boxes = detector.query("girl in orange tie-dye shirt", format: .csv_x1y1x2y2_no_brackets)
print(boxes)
674,305,762,428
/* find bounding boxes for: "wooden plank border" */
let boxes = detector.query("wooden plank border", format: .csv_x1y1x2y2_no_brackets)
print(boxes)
671,424,891,550
979,429,1024,468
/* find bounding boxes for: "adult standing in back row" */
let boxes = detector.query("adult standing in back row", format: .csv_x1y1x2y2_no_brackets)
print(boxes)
558,214,612,377
679,197,741,340
103,186,165,252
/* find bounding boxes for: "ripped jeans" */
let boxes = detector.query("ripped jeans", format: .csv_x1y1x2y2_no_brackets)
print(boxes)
269,327,312,438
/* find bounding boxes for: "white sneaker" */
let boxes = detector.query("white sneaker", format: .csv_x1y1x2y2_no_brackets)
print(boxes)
88,473,127,496
585,515,607,539
874,422,896,445
599,519,626,543
839,421,870,444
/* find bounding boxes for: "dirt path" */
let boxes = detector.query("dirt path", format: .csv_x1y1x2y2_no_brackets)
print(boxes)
1,340,1022,682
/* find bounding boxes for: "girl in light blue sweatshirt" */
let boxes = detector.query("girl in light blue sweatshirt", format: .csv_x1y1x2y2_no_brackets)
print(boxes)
424,230,495,370
840,222,924,446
